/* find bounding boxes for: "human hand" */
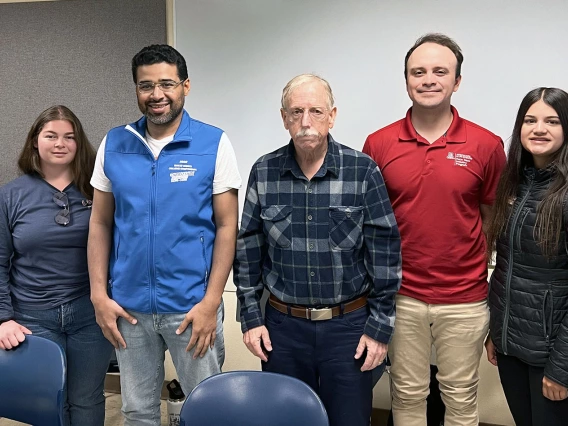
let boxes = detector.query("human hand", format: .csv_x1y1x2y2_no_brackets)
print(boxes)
543,376,568,401
0,320,32,350
177,299,219,358
92,296,136,349
243,326,272,362
355,334,387,371
485,336,498,366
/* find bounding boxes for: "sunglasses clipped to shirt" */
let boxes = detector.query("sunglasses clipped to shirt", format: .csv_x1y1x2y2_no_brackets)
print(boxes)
53,192,93,226
53,192,70,226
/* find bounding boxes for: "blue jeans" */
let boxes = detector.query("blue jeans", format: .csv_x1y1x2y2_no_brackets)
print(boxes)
13,293,113,426
263,302,383,426
116,302,225,426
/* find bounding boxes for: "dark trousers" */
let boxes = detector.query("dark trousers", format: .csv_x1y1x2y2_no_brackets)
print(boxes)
497,352,568,426
262,303,381,426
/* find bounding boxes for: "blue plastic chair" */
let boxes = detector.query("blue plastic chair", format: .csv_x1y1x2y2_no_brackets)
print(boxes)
180,370,329,426
0,335,66,426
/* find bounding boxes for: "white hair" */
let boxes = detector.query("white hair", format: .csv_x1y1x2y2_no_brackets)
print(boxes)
281,74,334,110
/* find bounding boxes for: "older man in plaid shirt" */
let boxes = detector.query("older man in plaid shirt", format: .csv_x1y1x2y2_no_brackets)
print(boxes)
234,74,401,426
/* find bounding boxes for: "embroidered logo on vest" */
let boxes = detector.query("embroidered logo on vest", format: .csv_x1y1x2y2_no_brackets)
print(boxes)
169,159,197,182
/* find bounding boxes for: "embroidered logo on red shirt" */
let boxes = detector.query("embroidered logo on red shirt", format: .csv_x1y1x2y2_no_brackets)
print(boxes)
446,152,472,167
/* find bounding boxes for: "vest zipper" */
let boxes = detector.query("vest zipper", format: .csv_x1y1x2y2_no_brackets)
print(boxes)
502,177,533,355
150,161,158,313
125,126,162,314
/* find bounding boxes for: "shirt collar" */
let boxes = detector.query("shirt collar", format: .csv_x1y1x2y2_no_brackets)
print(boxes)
399,105,466,144
279,134,340,179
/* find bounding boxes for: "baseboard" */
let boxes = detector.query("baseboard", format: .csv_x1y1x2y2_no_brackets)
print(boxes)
371,408,504,426
106,375,504,426
104,373,170,399
104,373,121,394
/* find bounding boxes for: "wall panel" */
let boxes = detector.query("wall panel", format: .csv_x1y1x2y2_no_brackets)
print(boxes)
0,0,167,184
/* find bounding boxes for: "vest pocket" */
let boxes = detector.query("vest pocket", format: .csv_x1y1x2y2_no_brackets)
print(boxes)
329,206,364,251
114,233,120,261
260,205,293,248
200,233,210,289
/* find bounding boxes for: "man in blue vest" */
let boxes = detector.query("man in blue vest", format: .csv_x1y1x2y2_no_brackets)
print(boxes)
88,44,241,425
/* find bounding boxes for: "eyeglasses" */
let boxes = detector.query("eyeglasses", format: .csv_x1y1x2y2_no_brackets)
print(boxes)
285,107,329,122
136,80,186,93
53,192,70,226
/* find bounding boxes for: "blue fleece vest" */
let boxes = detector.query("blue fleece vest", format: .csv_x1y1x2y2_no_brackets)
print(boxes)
104,111,221,314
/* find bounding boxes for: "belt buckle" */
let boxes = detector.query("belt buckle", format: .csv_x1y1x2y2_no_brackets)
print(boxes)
308,307,333,321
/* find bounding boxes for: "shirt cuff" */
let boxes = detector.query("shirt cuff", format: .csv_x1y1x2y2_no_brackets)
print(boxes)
364,316,394,344
240,312,265,334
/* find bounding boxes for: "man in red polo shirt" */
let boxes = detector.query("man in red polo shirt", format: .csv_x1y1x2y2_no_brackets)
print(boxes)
363,33,506,426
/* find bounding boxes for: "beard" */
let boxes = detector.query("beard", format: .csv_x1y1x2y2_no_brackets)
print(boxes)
144,100,184,125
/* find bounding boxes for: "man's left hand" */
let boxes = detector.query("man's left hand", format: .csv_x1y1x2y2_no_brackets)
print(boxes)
177,299,219,359
354,334,387,372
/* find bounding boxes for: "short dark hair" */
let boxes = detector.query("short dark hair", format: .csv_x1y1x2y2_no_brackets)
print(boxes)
404,33,463,81
131,44,188,83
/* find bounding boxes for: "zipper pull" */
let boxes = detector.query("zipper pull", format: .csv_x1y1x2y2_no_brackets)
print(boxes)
152,162,156,176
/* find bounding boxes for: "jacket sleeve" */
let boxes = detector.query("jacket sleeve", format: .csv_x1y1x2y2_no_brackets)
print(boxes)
544,311,568,388
546,200,568,387
0,189,14,322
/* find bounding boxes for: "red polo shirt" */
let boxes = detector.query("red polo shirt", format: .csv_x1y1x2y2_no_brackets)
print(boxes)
363,107,506,304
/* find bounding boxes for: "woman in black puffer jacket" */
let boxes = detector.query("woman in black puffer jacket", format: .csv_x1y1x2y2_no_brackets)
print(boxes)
485,87,568,426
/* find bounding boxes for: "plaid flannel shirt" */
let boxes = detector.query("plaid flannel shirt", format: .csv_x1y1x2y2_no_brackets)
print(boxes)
234,136,401,343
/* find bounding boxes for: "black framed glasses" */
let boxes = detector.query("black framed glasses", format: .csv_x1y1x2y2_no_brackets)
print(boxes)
53,192,70,226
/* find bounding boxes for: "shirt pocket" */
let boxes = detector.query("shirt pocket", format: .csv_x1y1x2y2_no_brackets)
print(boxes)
260,205,293,248
329,206,364,251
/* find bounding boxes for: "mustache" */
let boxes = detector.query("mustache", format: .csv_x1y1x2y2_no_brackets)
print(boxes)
295,128,321,138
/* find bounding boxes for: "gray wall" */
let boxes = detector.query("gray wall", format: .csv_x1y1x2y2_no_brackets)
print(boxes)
174,0,568,217
0,0,167,184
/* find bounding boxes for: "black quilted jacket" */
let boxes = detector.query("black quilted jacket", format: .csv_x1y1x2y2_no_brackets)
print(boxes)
488,166,568,387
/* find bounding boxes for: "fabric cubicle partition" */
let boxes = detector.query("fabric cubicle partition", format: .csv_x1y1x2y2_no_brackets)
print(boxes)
0,0,167,185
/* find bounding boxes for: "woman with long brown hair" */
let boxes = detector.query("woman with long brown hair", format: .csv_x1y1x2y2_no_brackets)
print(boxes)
485,87,568,425
0,105,112,426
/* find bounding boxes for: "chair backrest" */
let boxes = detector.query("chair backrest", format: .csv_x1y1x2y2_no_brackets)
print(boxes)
0,335,66,426
180,370,329,426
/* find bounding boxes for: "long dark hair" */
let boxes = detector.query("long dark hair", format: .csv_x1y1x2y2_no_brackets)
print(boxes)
18,105,96,199
486,87,568,256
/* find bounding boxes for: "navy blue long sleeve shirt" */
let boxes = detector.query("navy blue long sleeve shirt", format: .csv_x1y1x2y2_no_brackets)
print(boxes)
0,174,92,321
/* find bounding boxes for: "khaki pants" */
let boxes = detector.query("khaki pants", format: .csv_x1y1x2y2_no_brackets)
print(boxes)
389,295,489,426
